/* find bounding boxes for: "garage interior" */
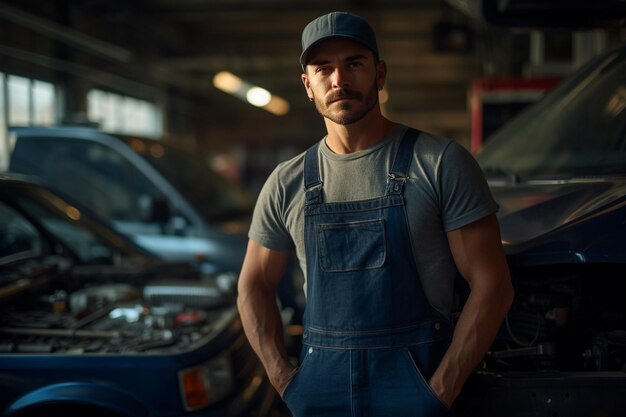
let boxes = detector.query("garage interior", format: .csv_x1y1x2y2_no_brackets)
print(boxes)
0,2,626,416
1,0,624,193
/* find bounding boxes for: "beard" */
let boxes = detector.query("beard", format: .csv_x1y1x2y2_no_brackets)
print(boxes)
313,81,379,125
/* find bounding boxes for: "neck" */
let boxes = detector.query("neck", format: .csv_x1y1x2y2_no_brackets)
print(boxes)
324,112,397,154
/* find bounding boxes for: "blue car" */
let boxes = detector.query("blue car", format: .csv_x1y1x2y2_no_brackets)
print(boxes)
6,127,254,276
0,174,275,417
461,43,626,416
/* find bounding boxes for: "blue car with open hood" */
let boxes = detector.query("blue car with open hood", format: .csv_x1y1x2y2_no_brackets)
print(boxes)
0,174,274,417
460,42,626,417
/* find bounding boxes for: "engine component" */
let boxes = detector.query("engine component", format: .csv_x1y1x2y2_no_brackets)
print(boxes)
583,331,626,371
0,279,230,354
143,279,231,309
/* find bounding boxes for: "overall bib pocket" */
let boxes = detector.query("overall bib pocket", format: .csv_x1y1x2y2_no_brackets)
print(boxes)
317,219,386,272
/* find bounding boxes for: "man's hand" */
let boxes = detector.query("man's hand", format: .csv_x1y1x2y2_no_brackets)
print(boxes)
429,376,455,408
273,365,298,398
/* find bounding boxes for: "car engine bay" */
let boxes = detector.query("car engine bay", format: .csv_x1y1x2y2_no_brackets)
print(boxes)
0,259,238,356
486,263,626,373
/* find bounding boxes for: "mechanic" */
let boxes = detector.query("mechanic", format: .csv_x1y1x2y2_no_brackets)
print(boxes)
237,11,514,416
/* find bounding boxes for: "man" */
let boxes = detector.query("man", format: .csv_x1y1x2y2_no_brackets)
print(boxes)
237,11,513,416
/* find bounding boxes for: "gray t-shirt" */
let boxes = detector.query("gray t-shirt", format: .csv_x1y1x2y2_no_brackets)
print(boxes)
249,125,498,317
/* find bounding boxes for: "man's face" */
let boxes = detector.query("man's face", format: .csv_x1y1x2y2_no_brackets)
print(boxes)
301,38,386,125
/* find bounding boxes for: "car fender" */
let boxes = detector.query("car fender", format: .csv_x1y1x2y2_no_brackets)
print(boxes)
5,381,150,417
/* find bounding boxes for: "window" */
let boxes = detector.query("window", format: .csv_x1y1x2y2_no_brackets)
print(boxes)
33,81,56,125
0,73,58,127
87,89,162,138
7,75,30,126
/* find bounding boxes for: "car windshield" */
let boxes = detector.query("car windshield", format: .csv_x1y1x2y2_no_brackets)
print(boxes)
0,184,151,266
125,139,255,222
476,45,626,180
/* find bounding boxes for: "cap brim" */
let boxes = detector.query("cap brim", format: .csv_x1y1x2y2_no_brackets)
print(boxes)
300,35,378,68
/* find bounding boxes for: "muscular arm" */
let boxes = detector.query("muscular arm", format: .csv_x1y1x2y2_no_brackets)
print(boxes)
430,214,514,407
236,239,296,396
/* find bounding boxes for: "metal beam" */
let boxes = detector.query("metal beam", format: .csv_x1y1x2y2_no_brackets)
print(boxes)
0,3,132,63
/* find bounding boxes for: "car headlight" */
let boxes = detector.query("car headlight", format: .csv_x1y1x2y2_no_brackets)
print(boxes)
179,353,234,411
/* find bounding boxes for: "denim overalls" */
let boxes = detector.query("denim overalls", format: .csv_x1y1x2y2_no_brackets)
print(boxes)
283,128,453,417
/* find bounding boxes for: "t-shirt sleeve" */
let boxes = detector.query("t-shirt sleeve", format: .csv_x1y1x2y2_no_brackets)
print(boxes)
439,141,499,232
248,165,295,251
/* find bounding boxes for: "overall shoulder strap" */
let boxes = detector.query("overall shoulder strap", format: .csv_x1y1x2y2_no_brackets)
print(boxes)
390,127,421,178
303,141,323,205
387,128,421,195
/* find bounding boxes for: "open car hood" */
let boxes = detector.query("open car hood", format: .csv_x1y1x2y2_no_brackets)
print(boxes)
492,179,626,264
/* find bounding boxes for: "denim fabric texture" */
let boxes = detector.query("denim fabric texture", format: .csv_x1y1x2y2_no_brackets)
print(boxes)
283,129,454,417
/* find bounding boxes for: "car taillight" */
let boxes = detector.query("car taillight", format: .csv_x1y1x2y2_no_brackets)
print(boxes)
179,354,234,411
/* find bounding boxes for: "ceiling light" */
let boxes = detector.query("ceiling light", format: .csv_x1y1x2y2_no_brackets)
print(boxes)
213,71,242,94
246,87,271,107
212,71,289,116
264,96,290,116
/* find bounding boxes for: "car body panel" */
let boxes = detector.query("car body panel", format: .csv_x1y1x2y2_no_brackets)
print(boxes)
493,180,626,263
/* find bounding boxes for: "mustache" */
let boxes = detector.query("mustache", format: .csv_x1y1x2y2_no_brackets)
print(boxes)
327,89,362,103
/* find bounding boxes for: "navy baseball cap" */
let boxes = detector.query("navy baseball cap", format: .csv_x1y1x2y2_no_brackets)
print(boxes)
300,12,379,70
